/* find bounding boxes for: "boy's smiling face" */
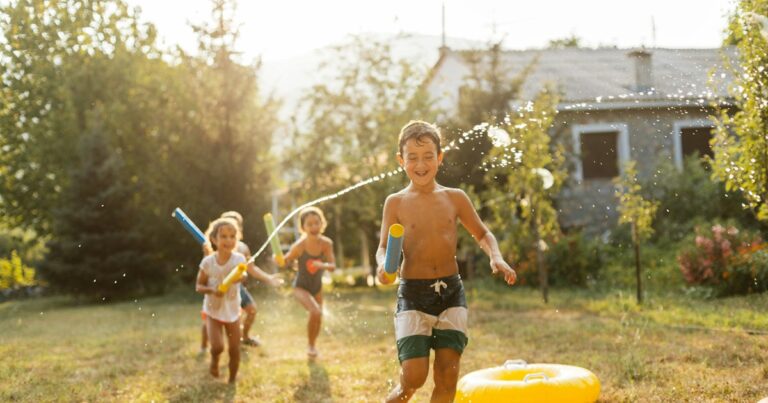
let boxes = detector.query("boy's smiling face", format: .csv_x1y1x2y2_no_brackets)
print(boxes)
398,137,443,187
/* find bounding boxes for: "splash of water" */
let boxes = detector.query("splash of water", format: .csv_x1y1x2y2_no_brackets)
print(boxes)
247,116,541,265
247,166,403,264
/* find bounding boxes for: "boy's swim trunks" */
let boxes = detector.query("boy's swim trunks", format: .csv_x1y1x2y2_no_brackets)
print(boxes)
394,274,468,362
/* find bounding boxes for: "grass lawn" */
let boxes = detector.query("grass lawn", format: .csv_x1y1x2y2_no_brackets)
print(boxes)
1,280,767,402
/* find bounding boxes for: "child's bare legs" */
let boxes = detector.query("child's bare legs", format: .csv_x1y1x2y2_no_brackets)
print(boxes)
293,288,323,356
223,320,241,383
386,357,429,403
207,317,225,378
241,303,257,344
200,322,208,351
431,348,461,402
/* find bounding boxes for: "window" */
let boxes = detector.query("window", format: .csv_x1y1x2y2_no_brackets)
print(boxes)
572,123,630,182
681,127,713,159
581,131,619,179
673,120,715,170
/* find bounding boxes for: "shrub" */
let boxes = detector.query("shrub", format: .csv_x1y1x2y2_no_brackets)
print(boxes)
0,250,37,299
677,223,767,296
513,231,604,288
644,157,759,243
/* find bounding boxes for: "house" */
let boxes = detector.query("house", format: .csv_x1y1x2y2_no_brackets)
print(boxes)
424,46,737,232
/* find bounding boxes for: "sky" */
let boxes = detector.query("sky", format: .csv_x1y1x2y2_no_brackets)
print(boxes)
127,0,737,63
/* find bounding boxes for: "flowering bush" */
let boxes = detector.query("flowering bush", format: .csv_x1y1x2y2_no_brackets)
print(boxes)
677,224,767,296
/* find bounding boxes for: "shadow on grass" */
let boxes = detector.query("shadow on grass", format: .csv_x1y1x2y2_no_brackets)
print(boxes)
293,360,332,403
169,381,237,403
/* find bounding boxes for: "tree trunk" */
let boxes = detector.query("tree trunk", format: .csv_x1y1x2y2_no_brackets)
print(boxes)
359,228,370,269
633,222,643,304
534,208,548,303
334,204,344,267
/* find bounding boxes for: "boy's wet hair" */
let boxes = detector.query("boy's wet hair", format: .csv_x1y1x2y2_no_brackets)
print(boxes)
298,206,327,234
204,217,240,249
398,120,442,155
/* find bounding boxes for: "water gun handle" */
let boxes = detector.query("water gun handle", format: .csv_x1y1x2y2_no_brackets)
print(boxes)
383,224,404,282
263,213,286,267
218,263,247,293
172,207,206,245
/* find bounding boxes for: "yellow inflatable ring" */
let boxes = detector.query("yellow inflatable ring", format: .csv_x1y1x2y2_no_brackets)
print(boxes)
456,359,600,403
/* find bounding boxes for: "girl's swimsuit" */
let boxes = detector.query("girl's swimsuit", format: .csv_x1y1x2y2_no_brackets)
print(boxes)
293,249,325,295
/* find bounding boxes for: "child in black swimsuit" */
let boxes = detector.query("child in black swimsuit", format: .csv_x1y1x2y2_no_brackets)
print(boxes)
281,207,336,358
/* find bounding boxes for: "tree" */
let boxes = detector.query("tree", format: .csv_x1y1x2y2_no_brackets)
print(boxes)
711,0,768,222
153,0,279,275
440,42,536,193
0,0,160,234
614,161,659,304
40,115,153,300
287,34,436,272
547,35,583,49
481,88,565,302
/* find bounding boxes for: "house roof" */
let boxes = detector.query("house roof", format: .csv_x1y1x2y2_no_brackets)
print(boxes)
429,47,737,106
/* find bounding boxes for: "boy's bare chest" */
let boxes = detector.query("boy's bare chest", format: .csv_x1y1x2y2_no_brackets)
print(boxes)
397,194,458,233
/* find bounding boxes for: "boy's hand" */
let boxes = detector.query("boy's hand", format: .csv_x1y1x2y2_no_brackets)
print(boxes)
376,265,394,285
491,258,517,285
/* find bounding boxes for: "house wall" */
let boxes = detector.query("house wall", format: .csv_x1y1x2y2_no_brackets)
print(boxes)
552,105,715,234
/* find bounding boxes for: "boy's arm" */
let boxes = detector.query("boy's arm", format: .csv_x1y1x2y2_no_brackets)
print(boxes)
454,190,517,285
376,195,399,284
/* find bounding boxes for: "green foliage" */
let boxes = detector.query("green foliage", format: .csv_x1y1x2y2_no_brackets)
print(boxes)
615,160,659,303
547,35,583,49
545,232,604,287
481,89,565,260
711,0,768,221
157,0,278,276
615,161,659,243
39,118,154,300
643,156,759,242
0,251,36,290
0,0,279,288
287,34,436,266
0,0,160,233
439,42,536,193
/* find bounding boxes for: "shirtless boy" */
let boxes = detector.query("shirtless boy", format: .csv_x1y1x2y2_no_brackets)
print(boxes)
376,120,517,402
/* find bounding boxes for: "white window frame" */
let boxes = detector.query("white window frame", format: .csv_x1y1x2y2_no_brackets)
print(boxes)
672,119,715,170
571,123,630,182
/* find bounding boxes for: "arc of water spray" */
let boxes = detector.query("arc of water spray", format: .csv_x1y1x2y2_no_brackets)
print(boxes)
247,167,403,264
247,118,545,265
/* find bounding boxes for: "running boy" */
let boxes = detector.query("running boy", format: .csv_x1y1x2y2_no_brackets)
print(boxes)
376,120,517,402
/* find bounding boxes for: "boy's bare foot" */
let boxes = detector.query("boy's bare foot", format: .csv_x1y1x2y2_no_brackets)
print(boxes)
307,346,319,359
210,362,219,378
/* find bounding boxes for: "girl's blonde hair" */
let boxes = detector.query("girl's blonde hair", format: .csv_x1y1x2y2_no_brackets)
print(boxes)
298,206,327,235
220,211,244,239
205,217,240,249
